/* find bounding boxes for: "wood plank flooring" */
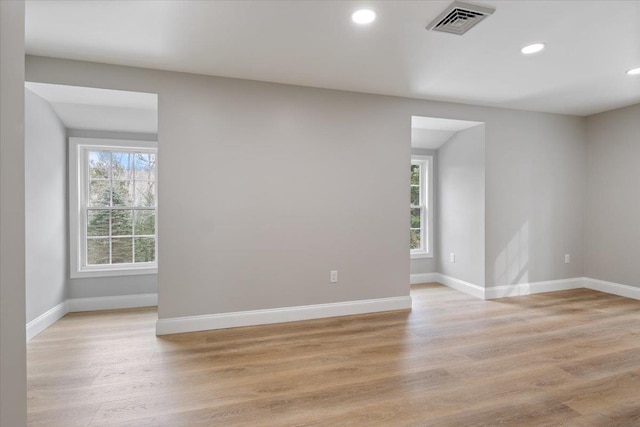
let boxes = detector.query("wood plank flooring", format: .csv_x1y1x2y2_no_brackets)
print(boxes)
27,284,640,426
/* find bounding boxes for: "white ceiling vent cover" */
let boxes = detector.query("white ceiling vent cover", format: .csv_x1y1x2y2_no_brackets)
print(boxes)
426,1,495,35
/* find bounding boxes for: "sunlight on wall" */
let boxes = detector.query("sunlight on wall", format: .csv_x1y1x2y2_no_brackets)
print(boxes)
494,221,529,287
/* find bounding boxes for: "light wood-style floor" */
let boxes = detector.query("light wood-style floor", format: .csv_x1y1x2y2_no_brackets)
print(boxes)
27,283,640,426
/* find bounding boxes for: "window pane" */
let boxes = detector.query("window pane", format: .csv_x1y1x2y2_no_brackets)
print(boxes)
112,237,133,264
411,164,420,185
410,229,421,250
410,185,420,206
134,210,155,235
89,151,110,179
89,180,111,207
111,209,132,236
411,208,422,228
87,238,110,264
135,237,156,263
87,209,110,237
134,181,156,207
134,153,156,180
112,180,134,206
112,152,133,180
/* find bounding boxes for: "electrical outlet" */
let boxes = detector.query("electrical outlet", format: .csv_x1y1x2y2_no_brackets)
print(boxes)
330,270,338,283
564,254,570,264
450,253,455,263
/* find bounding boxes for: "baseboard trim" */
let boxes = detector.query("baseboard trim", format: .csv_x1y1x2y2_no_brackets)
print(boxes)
27,276,640,340
435,273,485,299
433,275,584,300
156,295,412,335
26,301,68,341
583,277,640,300
485,277,583,299
410,272,439,285
68,293,158,312
27,293,158,341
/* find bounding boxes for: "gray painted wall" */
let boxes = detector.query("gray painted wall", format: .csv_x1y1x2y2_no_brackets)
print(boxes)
70,275,157,299
1,1,27,425
25,89,68,323
66,128,158,299
437,126,486,286
485,113,586,287
585,103,640,287
26,55,588,319
410,148,437,275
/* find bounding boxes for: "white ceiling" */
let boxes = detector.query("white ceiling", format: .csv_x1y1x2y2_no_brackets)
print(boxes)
412,116,484,132
25,82,158,134
411,116,483,149
25,1,640,116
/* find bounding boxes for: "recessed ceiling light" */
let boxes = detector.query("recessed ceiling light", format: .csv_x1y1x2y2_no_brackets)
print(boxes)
627,67,640,76
521,43,546,55
352,9,376,24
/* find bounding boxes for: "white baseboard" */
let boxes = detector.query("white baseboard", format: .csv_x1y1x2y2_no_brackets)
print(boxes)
67,293,158,312
435,273,485,299
583,277,640,300
435,275,640,301
156,295,412,335
26,301,68,341
410,272,439,285
485,277,583,299
27,276,640,340
433,274,584,300
27,293,158,341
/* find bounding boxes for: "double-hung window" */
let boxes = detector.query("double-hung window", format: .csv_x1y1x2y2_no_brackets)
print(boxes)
410,155,433,258
70,138,158,277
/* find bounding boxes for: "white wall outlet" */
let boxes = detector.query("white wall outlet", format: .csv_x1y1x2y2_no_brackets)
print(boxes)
564,254,570,264
330,270,338,283
449,253,455,263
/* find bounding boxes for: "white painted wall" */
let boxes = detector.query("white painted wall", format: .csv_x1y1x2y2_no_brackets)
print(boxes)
410,148,437,275
66,129,158,299
1,1,27,425
25,55,589,319
25,89,68,323
585,103,640,287
437,125,486,286
485,113,586,287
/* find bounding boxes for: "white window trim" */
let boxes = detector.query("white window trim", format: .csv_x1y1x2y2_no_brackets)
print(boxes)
69,137,158,278
411,155,433,259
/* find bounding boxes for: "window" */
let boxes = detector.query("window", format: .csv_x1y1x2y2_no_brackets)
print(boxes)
70,138,158,277
410,155,433,258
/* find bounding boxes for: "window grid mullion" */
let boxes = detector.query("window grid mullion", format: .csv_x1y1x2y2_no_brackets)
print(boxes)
420,163,425,252
132,153,137,263
419,164,423,207
79,143,157,272
411,158,430,255
108,152,113,265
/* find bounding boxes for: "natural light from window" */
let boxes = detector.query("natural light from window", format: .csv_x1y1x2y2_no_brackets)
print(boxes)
70,138,158,277
411,155,432,258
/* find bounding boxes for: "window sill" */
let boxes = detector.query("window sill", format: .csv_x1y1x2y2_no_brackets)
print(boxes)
411,252,433,259
71,265,158,279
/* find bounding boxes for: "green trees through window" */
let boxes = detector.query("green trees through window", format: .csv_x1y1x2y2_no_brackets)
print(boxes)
410,163,422,250
86,150,156,265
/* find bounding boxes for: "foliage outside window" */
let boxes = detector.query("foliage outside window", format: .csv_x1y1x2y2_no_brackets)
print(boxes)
411,155,432,258
70,138,158,277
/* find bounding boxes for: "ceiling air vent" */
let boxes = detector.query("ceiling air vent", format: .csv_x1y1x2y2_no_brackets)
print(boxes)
426,1,495,35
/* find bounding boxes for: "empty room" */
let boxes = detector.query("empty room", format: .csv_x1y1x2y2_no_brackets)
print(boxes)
2,0,640,425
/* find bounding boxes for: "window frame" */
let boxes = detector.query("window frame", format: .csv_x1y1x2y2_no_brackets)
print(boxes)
410,155,433,259
69,137,158,278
